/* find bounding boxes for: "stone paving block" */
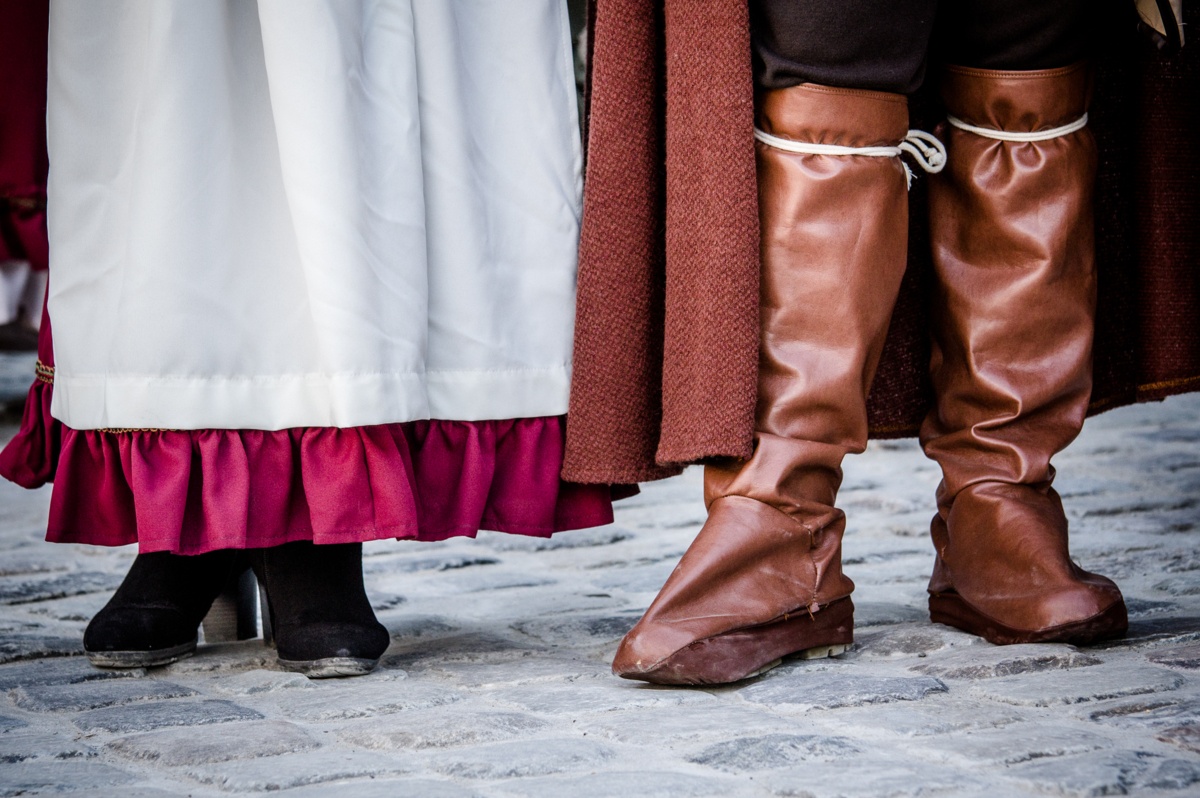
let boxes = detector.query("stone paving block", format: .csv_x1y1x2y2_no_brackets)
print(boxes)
107,719,319,766
1087,696,1200,728
0,657,143,690
426,737,616,780
513,614,639,647
588,562,678,594
1143,758,1200,790
1104,614,1200,648
0,633,83,664
905,725,1112,767
426,655,610,688
493,680,718,715
487,770,747,798
687,733,861,773
738,668,948,711
0,571,122,605
75,699,263,733
826,699,1024,738
850,602,927,629
161,642,277,674
184,750,412,792
386,615,460,640
480,527,634,552
383,631,534,670
278,682,462,721
11,679,196,713
1127,598,1181,618
577,704,799,746
277,778,477,798
366,553,500,575
854,625,972,658
0,552,67,578
1156,725,1200,755
910,644,1101,680
0,760,135,796
1149,643,1200,670
966,664,1185,707
414,569,557,596
762,759,991,798
0,714,26,733
0,730,98,762
24,593,108,623
204,669,315,696
1005,750,1158,797
339,710,549,750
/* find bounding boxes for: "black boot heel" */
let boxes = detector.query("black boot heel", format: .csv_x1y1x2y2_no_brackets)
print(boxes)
84,550,239,669
251,542,390,679
201,565,259,643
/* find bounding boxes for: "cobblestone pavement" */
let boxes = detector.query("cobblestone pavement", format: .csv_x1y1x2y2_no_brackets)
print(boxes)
1,392,1198,797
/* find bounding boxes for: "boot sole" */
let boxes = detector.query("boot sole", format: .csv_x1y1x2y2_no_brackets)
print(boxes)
929,591,1128,646
85,640,197,669
278,656,380,679
617,597,854,686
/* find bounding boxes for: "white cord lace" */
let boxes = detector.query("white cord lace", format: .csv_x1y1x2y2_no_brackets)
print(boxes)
945,113,1089,142
754,127,947,188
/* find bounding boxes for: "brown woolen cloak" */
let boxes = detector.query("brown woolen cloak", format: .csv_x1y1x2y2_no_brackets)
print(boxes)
563,0,1200,486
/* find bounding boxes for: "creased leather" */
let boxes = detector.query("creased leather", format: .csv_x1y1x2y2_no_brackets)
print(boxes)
921,62,1125,634
614,84,910,675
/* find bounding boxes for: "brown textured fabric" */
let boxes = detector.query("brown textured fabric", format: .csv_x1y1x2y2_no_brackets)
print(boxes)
564,0,759,482
921,64,1126,643
564,0,1200,486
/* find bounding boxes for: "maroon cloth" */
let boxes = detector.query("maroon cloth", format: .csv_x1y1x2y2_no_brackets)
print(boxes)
0,313,615,555
564,0,1200,486
0,0,49,271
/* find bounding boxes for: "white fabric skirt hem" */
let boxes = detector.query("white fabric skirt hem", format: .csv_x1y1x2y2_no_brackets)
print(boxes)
50,366,570,431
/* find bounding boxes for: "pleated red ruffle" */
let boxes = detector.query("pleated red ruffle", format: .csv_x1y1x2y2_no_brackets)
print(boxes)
0,378,615,555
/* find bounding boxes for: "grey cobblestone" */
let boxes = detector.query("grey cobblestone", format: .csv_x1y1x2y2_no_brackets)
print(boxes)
107,720,319,766
965,663,1186,707
687,734,861,772
0,393,1198,796
183,750,412,792
426,737,616,779
11,679,195,713
74,699,263,733
0,760,135,796
739,669,949,711
338,710,549,750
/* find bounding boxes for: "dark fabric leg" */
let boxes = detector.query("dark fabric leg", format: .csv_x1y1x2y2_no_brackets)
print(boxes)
934,0,1095,70
751,0,1095,92
750,0,937,93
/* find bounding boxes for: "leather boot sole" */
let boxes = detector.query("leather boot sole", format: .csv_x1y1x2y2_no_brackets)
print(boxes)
929,590,1128,646
278,656,380,679
617,597,854,686
85,639,197,669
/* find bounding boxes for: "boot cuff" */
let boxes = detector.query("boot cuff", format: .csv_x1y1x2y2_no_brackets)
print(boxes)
940,61,1092,133
757,83,909,148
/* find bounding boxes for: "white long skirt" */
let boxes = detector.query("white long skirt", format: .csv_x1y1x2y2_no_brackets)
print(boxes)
46,0,582,430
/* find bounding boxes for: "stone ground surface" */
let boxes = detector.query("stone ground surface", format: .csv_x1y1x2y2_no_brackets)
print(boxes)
1,349,1198,796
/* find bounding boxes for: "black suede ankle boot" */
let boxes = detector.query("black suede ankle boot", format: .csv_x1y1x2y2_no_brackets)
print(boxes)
251,542,390,678
84,550,240,668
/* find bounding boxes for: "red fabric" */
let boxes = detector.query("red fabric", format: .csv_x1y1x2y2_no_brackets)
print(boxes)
1,310,614,555
0,0,49,271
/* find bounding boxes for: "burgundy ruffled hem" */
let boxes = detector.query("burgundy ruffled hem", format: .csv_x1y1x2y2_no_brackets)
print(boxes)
0,380,615,555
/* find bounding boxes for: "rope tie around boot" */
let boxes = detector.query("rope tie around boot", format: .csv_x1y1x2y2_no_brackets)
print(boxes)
945,113,1089,142
754,128,947,188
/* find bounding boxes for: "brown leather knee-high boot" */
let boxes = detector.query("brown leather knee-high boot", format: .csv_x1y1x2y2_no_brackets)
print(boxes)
612,84,916,685
921,63,1127,645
